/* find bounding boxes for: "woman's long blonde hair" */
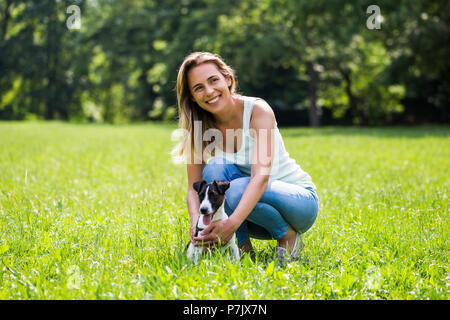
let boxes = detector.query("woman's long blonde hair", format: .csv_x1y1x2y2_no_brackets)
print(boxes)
171,52,238,164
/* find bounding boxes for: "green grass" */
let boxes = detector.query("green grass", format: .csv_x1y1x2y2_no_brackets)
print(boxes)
0,121,448,299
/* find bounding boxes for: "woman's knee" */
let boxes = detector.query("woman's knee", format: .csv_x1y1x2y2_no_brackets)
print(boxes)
203,157,229,182
225,177,251,209
202,157,239,182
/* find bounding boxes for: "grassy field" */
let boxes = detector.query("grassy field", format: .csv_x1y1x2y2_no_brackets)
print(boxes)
0,121,448,300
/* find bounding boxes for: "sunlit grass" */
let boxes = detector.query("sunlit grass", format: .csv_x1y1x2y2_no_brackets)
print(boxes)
0,121,448,299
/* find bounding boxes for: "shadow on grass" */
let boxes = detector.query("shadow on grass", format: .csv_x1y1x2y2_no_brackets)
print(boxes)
172,243,291,269
170,244,313,272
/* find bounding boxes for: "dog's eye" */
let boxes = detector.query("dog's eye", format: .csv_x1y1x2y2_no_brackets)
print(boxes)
208,189,219,200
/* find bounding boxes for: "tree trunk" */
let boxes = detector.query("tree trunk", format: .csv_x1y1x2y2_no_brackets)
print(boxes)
45,3,57,119
1,0,12,41
306,62,321,127
338,64,363,124
138,66,156,119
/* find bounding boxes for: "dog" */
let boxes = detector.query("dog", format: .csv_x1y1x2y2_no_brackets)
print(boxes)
186,180,240,263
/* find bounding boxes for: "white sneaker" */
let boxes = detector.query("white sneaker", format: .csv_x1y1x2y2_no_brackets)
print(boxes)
288,233,304,262
276,233,304,265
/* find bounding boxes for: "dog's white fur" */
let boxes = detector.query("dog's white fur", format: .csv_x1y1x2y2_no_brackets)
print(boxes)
187,200,240,264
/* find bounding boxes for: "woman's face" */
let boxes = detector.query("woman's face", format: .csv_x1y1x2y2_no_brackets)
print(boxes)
187,62,232,114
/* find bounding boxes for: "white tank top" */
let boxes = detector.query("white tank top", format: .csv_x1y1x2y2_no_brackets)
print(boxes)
213,96,316,190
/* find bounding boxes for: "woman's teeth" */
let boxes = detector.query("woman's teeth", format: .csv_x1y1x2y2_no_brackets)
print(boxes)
207,96,220,104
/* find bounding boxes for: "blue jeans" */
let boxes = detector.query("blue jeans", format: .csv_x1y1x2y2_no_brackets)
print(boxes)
202,157,319,246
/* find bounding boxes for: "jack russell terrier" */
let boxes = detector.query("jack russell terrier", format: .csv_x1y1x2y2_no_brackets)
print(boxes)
186,180,240,263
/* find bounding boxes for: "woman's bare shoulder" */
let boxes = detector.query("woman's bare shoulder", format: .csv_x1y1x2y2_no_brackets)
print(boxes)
250,98,275,129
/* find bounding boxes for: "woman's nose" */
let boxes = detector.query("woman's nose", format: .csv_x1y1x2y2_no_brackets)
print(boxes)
204,85,214,96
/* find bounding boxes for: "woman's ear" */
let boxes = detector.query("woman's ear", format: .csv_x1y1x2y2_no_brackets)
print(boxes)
225,75,232,89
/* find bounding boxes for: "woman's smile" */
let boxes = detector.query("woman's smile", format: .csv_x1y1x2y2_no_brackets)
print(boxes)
206,94,221,105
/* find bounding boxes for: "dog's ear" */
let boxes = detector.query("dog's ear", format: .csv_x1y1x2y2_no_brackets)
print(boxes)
213,180,230,195
193,180,206,193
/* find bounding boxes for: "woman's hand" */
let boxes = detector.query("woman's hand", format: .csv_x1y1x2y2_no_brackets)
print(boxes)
193,217,239,247
190,215,199,243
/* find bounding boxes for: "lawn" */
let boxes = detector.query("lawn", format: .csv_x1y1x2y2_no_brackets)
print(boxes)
0,121,448,299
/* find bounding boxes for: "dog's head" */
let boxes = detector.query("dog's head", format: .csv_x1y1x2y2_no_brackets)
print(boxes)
193,180,230,225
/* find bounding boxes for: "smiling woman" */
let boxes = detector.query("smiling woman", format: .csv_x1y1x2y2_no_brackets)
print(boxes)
172,52,319,265
173,52,239,165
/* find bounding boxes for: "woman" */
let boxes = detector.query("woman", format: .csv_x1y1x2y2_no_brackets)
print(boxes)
173,52,319,263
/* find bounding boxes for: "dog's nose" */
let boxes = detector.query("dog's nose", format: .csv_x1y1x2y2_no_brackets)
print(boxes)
200,207,209,215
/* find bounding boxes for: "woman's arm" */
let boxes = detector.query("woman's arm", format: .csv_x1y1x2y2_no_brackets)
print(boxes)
186,163,205,241
227,100,275,228
195,100,275,245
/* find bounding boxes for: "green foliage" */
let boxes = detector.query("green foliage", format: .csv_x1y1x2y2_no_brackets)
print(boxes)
0,0,448,125
0,122,448,299
320,36,406,125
